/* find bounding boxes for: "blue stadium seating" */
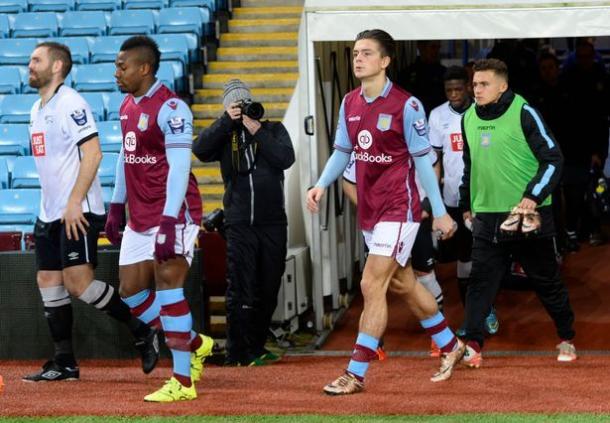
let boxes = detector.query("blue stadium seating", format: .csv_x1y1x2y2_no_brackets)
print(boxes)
81,92,106,121
0,39,38,65
11,156,40,188
124,0,168,9
109,10,156,35
152,34,189,67
0,157,9,188
157,62,175,91
169,0,214,11
29,0,75,12
0,123,30,155
0,67,22,94
158,7,206,36
60,11,107,37
76,0,121,10
0,14,9,38
98,153,118,186
0,0,27,13
47,37,90,64
12,13,59,38
105,92,124,120
0,189,40,224
101,185,113,208
90,35,128,63
73,63,117,92
3,155,16,174
0,94,37,123
98,121,122,153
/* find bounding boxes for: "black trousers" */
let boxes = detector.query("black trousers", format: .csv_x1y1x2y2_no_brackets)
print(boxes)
563,164,599,236
464,236,575,347
225,223,287,364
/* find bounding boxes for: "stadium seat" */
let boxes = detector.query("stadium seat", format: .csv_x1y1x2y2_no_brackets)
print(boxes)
157,62,176,91
0,67,22,94
73,63,117,92
109,10,156,36
158,8,206,36
0,0,27,13
98,121,122,153
29,0,75,12
0,14,9,38
11,156,40,188
169,0,213,11
0,39,38,65
59,11,107,37
152,34,189,67
0,156,9,188
0,189,40,224
81,92,106,121
76,0,121,10
3,155,17,174
0,124,30,156
90,35,129,63
47,37,90,64
101,185,113,208
12,13,59,38
124,0,168,9
0,189,40,230
105,92,124,121
0,94,37,124
98,153,118,186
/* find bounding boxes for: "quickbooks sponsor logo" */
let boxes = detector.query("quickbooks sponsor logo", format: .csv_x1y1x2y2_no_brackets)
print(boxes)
125,154,157,165
354,151,393,164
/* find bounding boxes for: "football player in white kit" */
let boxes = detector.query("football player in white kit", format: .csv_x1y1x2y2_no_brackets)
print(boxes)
23,42,158,382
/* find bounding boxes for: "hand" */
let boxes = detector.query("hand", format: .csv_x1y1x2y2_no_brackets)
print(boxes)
307,187,325,213
517,197,537,211
105,203,126,245
242,115,262,135
226,102,242,121
421,210,429,220
432,213,457,240
62,199,89,241
463,211,473,231
154,215,178,263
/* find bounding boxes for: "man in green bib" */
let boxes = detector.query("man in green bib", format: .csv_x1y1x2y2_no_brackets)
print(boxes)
458,58,576,367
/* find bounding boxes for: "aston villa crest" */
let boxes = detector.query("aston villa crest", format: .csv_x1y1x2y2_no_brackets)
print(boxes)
376,113,392,131
137,113,149,131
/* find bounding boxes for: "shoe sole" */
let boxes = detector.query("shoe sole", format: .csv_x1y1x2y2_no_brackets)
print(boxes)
22,377,79,382
323,388,363,396
557,356,577,362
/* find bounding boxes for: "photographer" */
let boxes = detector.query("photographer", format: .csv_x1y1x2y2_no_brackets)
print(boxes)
193,79,295,366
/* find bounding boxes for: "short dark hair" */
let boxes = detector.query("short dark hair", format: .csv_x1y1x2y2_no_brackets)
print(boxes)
36,42,72,78
443,66,469,83
473,58,509,81
355,29,396,59
120,35,161,75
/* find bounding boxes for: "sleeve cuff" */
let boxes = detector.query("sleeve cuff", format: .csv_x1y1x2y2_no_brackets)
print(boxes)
76,132,98,147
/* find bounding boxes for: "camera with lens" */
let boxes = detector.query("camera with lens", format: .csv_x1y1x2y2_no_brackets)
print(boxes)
202,208,225,239
239,99,265,120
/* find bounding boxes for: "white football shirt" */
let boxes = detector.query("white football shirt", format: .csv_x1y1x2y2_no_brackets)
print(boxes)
428,100,467,207
29,84,104,222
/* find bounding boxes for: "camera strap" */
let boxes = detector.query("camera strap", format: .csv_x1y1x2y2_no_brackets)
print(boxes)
231,129,259,177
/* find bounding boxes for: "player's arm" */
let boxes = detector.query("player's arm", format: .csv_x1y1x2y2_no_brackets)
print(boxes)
458,117,471,219
63,99,101,241
519,104,563,210
155,98,195,262
105,146,126,245
307,98,352,212
160,99,194,218
342,152,357,206
428,109,444,175
404,97,455,239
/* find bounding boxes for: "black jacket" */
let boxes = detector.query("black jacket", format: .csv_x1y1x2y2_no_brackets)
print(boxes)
459,90,564,240
193,113,295,226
